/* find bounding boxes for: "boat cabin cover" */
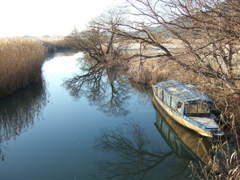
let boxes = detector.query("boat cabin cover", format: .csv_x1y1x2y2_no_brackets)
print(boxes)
152,80,214,115
153,80,210,103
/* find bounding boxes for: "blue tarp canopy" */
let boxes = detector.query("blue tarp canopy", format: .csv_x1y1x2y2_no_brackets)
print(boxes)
153,80,211,103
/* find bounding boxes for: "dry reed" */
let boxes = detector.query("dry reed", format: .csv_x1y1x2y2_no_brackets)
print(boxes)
0,38,46,97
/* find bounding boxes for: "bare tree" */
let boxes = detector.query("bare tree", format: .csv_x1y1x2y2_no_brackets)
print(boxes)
113,0,240,92
65,10,128,64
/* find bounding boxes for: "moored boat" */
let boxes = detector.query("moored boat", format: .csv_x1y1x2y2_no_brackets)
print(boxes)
152,80,223,137
153,98,211,164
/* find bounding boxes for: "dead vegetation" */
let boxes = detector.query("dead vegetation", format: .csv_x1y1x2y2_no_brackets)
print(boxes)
0,38,46,97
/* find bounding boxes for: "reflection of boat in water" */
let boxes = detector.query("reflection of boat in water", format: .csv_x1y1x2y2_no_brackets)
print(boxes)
153,97,212,164
152,80,223,137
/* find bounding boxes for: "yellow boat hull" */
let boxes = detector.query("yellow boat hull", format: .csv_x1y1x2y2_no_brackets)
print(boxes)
152,93,213,138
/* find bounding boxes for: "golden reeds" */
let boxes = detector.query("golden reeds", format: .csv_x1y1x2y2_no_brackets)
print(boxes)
0,38,46,97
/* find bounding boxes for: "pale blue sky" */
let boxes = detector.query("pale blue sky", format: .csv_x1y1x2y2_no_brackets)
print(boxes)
0,0,120,37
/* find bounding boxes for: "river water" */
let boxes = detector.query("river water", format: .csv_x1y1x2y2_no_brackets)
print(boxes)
0,52,207,180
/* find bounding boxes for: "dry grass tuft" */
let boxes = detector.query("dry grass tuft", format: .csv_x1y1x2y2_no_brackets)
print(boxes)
0,38,46,97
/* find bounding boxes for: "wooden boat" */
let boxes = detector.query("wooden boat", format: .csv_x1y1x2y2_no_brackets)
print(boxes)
152,80,223,138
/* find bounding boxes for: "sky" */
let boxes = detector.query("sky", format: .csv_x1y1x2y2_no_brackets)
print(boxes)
0,0,120,37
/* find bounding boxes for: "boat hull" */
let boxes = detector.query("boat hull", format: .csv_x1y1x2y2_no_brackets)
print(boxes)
152,92,213,138
153,101,211,164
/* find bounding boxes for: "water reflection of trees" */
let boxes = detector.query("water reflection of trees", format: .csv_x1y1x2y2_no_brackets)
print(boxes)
0,78,47,160
64,60,131,116
129,80,152,102
95,121,190,179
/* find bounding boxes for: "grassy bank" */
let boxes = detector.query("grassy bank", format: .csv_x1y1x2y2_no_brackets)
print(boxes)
124,52,240,179
0,38,46,97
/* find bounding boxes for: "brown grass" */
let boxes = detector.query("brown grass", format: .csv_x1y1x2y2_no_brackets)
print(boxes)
0,38,46,97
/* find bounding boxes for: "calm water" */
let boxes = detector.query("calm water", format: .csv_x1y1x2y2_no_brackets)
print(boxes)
0,52,207,180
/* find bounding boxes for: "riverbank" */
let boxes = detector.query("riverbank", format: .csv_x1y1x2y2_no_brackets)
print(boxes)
40,37,77,54
0,37,78,98
122,48,240,179
0,38,46,97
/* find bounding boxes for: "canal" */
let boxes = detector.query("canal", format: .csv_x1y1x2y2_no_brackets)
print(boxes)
0,52,207,180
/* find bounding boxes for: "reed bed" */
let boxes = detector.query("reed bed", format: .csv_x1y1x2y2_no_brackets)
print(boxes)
0,38,46,97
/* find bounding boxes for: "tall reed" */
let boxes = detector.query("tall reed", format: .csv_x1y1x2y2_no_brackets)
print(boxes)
0,38,46,97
